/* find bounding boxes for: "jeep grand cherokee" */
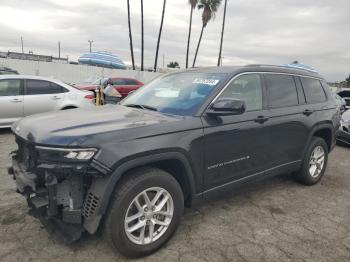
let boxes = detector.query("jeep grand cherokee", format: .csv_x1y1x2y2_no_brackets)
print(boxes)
8,65,340,257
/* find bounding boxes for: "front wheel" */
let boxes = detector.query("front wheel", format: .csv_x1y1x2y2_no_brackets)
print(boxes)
295,137,328,185
104,167,184,258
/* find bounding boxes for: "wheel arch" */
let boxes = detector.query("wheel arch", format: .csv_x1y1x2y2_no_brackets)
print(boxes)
60,105,78,110
98,152,198,217
302,122,335,158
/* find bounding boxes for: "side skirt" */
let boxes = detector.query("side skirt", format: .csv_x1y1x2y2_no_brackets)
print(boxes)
195,160,302,203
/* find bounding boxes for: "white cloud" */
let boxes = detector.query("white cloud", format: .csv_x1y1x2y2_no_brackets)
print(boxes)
0,0,349,80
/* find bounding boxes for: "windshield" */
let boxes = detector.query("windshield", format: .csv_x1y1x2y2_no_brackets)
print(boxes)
121,72,227,116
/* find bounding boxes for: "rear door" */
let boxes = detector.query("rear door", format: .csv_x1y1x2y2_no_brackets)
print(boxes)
263,73,309,166
23,79,65,116
0,79,23,127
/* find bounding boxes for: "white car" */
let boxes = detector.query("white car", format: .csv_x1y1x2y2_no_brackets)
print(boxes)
0,75,95,128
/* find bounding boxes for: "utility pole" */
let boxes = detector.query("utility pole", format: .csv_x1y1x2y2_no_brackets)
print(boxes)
88,40,94,53
21,36,24,53
141,0,144,71
162,54,165,68
58,41,61,60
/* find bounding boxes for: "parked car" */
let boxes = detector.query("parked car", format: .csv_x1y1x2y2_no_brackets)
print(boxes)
337,89,350,110
0,75,94,128
9,65,340,257
337,109,350,145
0,67,19,75
334,93,347,113
78,77,144,98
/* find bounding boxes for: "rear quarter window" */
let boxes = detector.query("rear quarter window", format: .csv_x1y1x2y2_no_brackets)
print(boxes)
301,77,327,103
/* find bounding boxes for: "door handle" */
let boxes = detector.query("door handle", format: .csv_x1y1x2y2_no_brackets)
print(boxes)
51,96,61,100
254,115,269,124
303,109,314,116
10,98,22,103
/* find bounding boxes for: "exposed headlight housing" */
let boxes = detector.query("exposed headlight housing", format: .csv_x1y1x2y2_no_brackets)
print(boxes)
36,146,98,163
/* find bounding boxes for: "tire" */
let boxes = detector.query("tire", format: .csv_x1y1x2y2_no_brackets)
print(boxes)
104,167,184,258
295,137,328,185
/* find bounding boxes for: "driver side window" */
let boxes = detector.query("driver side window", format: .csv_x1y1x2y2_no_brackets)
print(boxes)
218,74,263,111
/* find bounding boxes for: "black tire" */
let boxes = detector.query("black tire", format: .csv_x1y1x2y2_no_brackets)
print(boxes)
295,137,328,185
104,167,184,258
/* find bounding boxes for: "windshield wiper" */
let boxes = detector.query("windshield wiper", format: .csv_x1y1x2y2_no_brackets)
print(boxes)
124,104,158,111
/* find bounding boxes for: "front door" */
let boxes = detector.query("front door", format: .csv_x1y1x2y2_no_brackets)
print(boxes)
0,79,23,127
202,73,270,191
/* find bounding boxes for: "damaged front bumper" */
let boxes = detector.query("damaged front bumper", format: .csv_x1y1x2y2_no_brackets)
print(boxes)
8,139,112,244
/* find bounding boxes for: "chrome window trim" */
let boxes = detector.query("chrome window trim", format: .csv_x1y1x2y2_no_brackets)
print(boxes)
208,71,323,108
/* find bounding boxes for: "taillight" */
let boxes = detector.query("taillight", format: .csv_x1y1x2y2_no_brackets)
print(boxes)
84,94,94,100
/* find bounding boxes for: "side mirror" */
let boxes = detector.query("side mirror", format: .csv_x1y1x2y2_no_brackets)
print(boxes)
207,98,246,116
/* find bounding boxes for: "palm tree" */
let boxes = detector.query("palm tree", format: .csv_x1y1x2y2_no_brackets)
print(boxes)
141,0,144,71
127,0,135,70
186,0,198,69
192,0,221,68
154,0,166,71
217,0,227,66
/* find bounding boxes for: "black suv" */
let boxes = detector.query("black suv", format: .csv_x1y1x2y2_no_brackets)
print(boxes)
9,65,340,257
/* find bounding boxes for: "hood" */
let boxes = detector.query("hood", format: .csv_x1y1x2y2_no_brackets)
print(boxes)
12,105,184,146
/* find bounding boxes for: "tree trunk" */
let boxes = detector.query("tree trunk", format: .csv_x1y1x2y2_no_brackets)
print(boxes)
127,0,135,70
192,25,204,68
141,0,144,71
186,7,194,69
217,0,227,66
154,0,166,72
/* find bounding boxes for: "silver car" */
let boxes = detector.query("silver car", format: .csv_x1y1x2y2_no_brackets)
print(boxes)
0,75,95,128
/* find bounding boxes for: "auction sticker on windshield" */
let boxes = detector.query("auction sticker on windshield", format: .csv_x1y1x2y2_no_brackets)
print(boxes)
193,78,220,86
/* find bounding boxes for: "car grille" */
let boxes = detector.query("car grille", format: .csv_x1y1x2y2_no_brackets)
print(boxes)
16,136,37,171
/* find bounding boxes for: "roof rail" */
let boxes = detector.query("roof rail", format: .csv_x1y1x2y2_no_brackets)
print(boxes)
245,63,320,74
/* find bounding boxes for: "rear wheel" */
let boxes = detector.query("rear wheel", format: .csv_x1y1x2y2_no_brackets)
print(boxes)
295,137,328,185
104,167,184,258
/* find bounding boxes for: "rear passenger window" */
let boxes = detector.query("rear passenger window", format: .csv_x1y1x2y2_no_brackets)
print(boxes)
265,74,298,108
26,80,62,95
0,79,21,96
113,79,126,85
125,79,138,85
301,78,326,103
218,74,262,111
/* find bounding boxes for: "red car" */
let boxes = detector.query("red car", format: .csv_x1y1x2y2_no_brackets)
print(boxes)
77,77,144,98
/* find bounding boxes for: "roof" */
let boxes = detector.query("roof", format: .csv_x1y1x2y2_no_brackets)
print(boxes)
0,75,59,81
180,64,324,79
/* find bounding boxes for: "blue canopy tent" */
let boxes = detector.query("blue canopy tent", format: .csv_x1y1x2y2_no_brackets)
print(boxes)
78,51,127,70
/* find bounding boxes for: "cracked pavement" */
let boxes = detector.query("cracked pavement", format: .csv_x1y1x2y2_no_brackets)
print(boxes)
1,128,350,262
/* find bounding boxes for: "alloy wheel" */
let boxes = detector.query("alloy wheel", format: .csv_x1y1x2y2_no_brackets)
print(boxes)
124,187,174,245
309,145,325,178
